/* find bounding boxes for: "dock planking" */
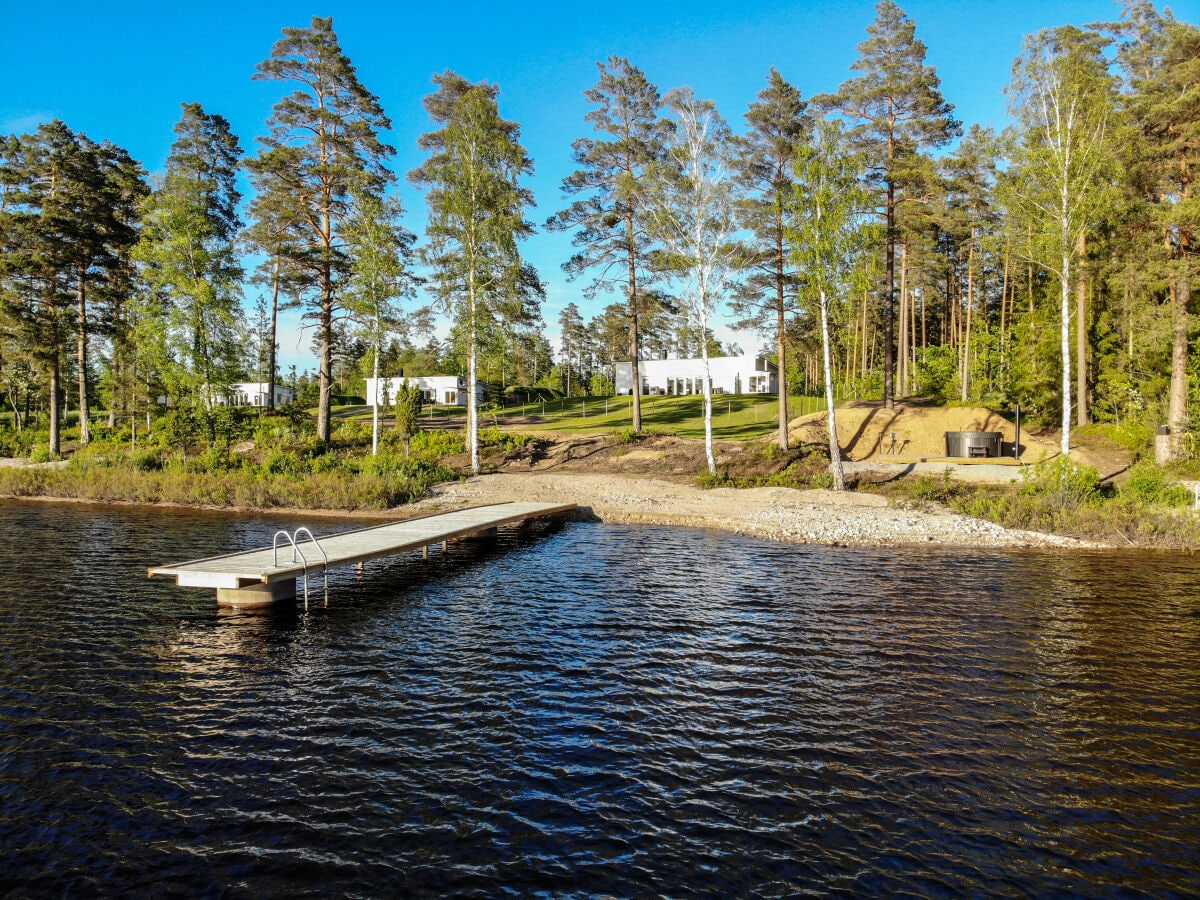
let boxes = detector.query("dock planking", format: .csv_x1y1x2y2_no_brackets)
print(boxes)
148,501,577,606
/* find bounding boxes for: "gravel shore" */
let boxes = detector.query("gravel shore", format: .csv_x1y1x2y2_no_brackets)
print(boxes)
409,473,1099,549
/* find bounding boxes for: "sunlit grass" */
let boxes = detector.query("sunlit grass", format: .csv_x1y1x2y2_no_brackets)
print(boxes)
396,393,831,439
330,393,830,439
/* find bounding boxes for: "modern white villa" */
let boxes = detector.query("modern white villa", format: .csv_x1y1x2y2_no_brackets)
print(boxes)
364,375,483,407
210,382,296,407
614,354,778,396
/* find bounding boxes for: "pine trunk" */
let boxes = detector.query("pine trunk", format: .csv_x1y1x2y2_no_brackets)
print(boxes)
883,177,895,409
1167,272,1190,446
76,271,90,446
960,235,975,403
49,350,61,459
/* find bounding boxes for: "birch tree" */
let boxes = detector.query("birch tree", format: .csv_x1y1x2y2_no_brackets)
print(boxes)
788,121,875,491
133,103,243,433
410,73,537,475
641,88,742,477
1006,26,1119,456
343,190,417,455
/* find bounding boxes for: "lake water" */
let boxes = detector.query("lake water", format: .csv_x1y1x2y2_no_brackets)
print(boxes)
0,500,1197,896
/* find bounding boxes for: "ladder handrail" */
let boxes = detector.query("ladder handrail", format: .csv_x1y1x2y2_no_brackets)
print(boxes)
270,527,329,609
293,527,329,606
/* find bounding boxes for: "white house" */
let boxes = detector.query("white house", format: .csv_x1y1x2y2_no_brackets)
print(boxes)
211,382,296,408
614,354,778,396
364,375,484,407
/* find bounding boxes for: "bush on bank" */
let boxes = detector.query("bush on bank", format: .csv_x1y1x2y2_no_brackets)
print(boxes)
0,415,464,511
880,457,1200,549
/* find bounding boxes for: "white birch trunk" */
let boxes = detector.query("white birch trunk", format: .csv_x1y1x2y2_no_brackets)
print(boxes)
467,287,480,476
820,288,845,491
700,327,716,477
371,342,380,457
1060,252,1072,457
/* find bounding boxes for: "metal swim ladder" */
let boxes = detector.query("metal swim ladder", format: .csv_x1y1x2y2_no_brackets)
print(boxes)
272,527,329,609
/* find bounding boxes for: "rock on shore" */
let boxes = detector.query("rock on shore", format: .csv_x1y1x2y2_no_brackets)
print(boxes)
410,473,1096,550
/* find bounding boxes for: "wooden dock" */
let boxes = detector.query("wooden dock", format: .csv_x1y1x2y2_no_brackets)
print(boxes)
148,501,577,606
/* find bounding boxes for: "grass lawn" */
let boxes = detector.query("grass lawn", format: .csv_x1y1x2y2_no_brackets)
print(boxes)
336,394,831,440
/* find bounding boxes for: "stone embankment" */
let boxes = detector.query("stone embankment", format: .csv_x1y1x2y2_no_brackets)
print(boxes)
410,473,1097,550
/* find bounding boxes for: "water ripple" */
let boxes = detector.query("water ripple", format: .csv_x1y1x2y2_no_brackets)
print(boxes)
0,501,1197,896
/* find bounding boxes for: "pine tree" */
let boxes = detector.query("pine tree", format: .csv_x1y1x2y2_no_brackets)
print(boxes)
133,103,244,438
547,57,670,431
410,73,538,474
247,15,394,442
732,68,810,449
816,0,960,408
1112,2,1199,457
0,121,145,455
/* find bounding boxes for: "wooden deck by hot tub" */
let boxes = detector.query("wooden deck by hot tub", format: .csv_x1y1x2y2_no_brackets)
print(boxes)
148,501,577,606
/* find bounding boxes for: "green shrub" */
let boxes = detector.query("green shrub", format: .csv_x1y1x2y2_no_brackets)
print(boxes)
262,447,304,476
614,429,640,445
29,444,53,463
1121,463,1192,507
132,450,163,472
409,429,463,458
809,470,835,490
1020,456,1102,506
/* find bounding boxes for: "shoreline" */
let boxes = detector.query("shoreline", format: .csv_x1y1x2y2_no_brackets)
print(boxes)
4,472,1106,550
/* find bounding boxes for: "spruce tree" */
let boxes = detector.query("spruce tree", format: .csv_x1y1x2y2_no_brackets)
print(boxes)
547,57,670,431
816,0,960,408
732,68,810,448
247,15,394,442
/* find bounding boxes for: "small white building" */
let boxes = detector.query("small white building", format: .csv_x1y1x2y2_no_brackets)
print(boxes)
212,382,296,408
364,375,484,407
614,354,778,396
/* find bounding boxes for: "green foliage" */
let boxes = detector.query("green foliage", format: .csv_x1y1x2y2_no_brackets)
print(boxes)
0,428,39,458
1019,456,1103,505
913,345,959,401
1121,463,1192,506
29,443,52,464
392,380,423,440
614,428,641,445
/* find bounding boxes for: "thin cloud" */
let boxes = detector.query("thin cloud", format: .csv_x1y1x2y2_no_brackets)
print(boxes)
0,111,58,135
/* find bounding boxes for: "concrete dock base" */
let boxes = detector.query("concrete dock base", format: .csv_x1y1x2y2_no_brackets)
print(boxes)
216,579,297,608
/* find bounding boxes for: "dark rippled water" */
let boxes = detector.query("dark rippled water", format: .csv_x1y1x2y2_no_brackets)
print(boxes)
0,500,1198,896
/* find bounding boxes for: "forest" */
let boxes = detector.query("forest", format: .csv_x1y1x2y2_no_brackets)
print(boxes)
0,0,1196,472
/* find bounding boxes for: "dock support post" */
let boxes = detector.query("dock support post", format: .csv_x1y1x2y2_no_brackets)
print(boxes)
423,545,428,559
216,579,297,608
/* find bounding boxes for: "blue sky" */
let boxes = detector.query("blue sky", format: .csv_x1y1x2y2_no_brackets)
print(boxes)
3,0,1195,373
